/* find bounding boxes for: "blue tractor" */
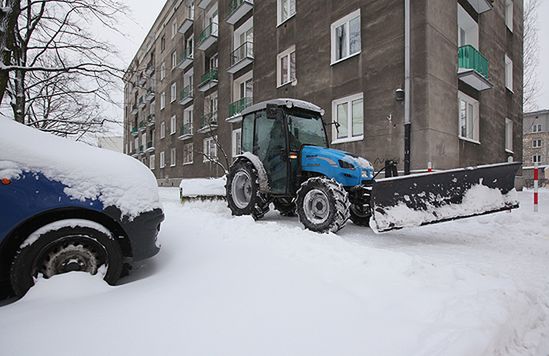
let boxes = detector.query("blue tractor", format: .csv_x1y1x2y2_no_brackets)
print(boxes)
226,99,520,233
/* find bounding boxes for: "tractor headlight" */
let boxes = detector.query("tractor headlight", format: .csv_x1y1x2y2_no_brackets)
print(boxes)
338,159,355,170
361,170,370,179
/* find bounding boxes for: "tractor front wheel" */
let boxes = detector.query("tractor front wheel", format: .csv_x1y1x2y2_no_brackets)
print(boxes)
226,159,270,220
296,177,350,233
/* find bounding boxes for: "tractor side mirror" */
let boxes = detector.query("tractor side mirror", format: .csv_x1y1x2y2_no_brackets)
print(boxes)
328,121,341,134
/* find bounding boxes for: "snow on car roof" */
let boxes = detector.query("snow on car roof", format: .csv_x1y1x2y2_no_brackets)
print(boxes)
0,119,161,219
241,98,323,117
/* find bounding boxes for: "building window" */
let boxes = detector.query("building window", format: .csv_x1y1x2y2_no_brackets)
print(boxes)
533,155,542,164
533,139,542,148
172,20,178,38
184,106,193,133
331,93,364,144
458,91,480,143
149,155,155,170
532,124,542,133
277,0,296,25
186,35,194,58
331,9,361,64
171,51,177,70
203,136,218,162
160,92,166,110
505,0,513,32
277,45,296,87
505,118,513,153
183,143,193,165
170,115,176,135
160,62,166,81
170,82,177,102
160,151,166,168
232,128,242,158
134,137,138,151
170,148,176,167
160,36,166,52
505,54,513,92
160,122,166,139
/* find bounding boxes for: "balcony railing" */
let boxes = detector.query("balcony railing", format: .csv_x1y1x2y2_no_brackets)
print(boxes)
458,45,489,80
199,112,218,131
199,68,218,87
228,42,253,73
179,122,193,139
146,141,154,150
131,104,138,114
138,145,144,153
138,96,146,109
131,127,138,136
139,121,146,132
147,114,155,126
146,62,155,76
229,97,252,117
227,0,253,25
179,84,193,104
198,22,218,50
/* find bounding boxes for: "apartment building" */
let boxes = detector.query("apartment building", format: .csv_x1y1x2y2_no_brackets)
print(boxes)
123,0,524,186
523,109,549,166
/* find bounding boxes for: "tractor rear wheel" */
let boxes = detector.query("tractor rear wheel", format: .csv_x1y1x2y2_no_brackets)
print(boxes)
226,159,270,220
296,177,350,233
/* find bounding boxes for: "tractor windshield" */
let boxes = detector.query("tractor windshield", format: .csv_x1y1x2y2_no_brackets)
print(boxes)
287,111,328,150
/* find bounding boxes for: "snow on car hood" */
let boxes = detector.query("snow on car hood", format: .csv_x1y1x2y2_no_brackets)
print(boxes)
0,119,161,219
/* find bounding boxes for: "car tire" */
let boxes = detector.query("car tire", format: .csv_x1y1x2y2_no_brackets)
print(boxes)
10,222,123,298
226,159,270,220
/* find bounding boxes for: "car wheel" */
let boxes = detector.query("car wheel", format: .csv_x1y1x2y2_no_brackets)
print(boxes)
10,221,123,298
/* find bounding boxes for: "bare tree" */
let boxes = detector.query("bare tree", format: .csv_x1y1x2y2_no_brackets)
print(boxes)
0,0,127,139
0,0,21,104
523,0,540,112
197,116,232,176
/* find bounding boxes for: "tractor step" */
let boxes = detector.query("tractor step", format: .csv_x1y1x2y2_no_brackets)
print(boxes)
370,162,521,233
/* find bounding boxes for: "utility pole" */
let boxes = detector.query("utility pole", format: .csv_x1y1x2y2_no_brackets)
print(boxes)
404,0,411,175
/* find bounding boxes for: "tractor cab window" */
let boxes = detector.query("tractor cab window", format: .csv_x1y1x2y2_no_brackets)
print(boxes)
287,112,328,150
254,111,287,193
241,113,254,153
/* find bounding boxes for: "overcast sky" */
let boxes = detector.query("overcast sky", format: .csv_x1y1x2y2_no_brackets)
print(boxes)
112,0,549,114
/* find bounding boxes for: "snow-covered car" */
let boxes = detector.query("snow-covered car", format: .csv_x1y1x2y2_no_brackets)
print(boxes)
0,120,163,298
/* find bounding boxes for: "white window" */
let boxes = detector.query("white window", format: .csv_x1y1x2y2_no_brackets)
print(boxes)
533,155,542,164
170,148,176,167
134,137,139,151
457,4,479,49
160,122,166,139
533,139,542,148
458,91,480,143
183,143,193,165
160,151,166,168
149,155,156,170
184,106,193,134
277,46,296,87
160,92,166,110
532,124,542,133
505,0,513,32
186,35,194,58
172,20,178,38
277,0,296,25
232,129,242,157
203,137,218,162
505,54,513,92
505,118,513,153
170,82,177,102
332,93,364,144
331,9,361,64
171,51,177,70
170,115,177,135
160,62,166,81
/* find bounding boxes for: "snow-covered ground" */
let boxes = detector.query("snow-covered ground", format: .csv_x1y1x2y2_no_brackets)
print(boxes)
1,188,549,356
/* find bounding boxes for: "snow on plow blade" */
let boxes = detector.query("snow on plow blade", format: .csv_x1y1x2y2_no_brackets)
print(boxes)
370,162,521,233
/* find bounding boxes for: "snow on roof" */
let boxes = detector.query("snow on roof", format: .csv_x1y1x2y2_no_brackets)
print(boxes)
241,98,323,117
0,119,161,218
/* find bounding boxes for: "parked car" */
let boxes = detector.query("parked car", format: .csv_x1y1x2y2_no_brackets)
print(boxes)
0,119,163,298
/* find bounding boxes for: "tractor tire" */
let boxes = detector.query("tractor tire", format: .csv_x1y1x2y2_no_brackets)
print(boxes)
296,177,350,233
226,159,270,220
349,205,372,226
273,198,296,217
10,223,123,298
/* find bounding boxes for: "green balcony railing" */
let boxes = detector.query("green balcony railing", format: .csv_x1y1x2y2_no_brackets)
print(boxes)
139,121,146,130
458,45,489,80
180,84,193,101
200,112,218,129
198,22,218,46
230,41,253,67
181,122,193,136
229,97,252,117
228,0,253,17
199,68,218,87
131,127,138,136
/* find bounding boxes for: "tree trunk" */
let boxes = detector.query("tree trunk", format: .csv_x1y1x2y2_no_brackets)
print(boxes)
0,0,21,105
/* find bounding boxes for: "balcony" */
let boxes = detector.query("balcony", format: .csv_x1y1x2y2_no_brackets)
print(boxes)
138,145,144,154
139,120,146,132
138,76,146,87
465,0,493,14
226,0,253,25
131,127,138,137
227,97,252,123
177,47,194,69
198,112,218,133
458,45,492,91
179,84,194,105
198,23,218,51
145,141,155,153
138,96,146,109
228,42,253,74
145,88,155,102
131,104,138,115
146,62,155,77
198,0,212,9
178,15,194,34
198,68,218,92
178,122,193,140
147,114,155,127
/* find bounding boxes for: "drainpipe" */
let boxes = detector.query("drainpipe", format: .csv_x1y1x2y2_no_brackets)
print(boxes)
404,0,411,175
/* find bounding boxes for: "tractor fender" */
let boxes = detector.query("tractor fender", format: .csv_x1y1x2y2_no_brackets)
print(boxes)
234,152,270,193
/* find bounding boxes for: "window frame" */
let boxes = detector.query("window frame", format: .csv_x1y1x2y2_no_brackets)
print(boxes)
232,128,242,158
160,92,166,110
171,51,177,70
160,62,166,81
505,118,513,153
149,154,155,170
458,91,480,144
159,151,166,168
330,9,361,65
170,115,177,135
277,45,296,88
505,54,513,92
505,0,513,32
533,139,542,148
203,136,218,162
160,121,166,139
183,143,194,165
331,93,364,145
170,147,177,167
532,124,542,133
277,0,296,26
532,154,542,164
170,82,177,103
172,20,178,39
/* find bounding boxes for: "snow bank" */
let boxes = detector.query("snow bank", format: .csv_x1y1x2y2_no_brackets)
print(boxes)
0,119,161,218
179,176,226,197
371,185,518,232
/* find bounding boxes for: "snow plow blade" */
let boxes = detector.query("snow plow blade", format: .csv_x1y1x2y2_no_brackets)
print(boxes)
370,162,521,233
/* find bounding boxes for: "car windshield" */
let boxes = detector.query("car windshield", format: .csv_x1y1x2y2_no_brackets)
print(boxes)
287,112,328,150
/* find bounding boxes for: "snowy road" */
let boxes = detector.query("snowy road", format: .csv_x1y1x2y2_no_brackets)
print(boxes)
1,188,549,356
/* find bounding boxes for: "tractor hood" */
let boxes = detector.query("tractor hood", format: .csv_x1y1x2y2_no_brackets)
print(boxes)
300,146,375,187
